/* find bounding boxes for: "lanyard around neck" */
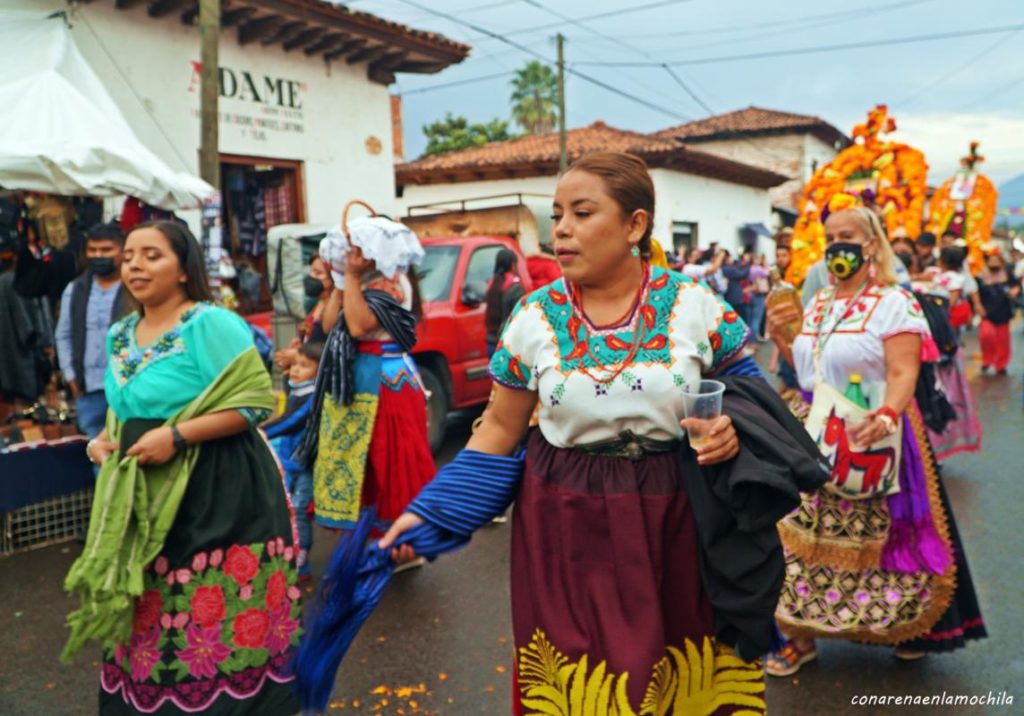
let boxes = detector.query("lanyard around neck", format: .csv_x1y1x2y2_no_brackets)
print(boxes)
813,280,873,360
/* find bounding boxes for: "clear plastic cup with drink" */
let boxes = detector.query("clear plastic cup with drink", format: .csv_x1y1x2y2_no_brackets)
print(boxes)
681,380,726,449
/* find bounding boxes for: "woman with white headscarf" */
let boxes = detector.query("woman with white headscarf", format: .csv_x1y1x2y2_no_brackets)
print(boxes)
297,215,434,539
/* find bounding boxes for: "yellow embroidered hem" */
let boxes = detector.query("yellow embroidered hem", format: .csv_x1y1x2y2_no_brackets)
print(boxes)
517,629,766,716
313,393,379,527
776,405,957,645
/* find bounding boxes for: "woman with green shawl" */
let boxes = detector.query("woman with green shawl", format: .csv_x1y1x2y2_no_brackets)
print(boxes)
63,222,300,715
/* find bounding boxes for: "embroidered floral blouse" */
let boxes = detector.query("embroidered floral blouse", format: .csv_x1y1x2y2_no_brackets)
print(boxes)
104,303,271,424
792,284,931,394
489,266,750,447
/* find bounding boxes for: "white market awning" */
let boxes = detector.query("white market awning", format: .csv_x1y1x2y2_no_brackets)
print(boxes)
0,11,213,211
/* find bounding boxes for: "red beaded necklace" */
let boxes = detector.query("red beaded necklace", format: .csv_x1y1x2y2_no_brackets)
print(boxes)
567,263,651,384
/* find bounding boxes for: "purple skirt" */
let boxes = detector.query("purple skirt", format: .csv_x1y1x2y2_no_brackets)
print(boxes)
510,430,766,715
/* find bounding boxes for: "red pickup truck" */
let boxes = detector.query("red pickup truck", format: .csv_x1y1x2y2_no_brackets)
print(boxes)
414,235,533,451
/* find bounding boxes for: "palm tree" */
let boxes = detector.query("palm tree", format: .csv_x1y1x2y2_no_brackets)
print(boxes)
510,61,558,135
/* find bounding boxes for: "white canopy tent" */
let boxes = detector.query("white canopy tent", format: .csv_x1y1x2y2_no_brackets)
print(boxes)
0,11,213,210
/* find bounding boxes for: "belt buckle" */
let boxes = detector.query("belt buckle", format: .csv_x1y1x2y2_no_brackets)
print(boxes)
619,431,643,461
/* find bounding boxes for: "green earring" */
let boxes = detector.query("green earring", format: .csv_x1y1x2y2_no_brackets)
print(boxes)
630,246,640,258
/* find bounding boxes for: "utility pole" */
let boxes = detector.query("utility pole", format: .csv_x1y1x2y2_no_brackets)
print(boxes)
556,33,567,174
199,0,220,189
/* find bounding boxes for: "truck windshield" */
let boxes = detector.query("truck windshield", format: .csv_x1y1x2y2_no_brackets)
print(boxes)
417,245,460,302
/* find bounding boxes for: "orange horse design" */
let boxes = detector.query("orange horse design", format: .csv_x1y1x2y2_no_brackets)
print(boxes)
821,408,896,493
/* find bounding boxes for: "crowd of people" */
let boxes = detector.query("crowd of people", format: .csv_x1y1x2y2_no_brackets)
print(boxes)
0,146,1018,714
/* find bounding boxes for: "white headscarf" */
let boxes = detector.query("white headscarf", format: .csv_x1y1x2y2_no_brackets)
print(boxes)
320,216,425,287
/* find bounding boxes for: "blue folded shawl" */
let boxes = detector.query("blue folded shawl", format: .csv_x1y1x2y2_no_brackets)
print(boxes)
293,449,524,712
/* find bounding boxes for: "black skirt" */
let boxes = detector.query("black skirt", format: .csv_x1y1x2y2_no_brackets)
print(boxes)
99,419,300,715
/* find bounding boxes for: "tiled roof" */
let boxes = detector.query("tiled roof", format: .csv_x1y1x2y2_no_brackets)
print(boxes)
290,0,470,54
96,0,470,84
654,107,849,147
396,121,789,189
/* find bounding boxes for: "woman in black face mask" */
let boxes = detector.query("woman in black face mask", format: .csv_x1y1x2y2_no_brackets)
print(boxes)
764,199,986,675
892,237,920,276
275,256,334,372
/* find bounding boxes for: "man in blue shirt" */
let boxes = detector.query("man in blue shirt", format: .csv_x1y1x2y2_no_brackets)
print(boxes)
55,224,131,438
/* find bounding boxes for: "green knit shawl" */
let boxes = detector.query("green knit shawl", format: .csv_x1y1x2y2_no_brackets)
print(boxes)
61,347,275,661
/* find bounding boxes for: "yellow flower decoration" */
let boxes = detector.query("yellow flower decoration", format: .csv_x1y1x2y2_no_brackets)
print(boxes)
788,105,928,286
827,193,859,213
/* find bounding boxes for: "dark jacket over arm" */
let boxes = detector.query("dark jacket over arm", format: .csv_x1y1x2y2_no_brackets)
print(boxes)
679,376,829,661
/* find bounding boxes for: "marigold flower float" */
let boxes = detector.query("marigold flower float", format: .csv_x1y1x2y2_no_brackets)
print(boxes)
925,142,998,274
788,105,928,285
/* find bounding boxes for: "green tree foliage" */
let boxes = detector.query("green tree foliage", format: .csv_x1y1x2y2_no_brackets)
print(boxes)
422,113,513,156
510,60,558,135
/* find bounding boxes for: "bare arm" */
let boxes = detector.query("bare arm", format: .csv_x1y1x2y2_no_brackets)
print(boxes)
466,385,537,455
971,291,985,319
850,332,921,447
342,274,381,338
125,410,249,465
881,333,921,414
321,288,344,334
341,248,383,338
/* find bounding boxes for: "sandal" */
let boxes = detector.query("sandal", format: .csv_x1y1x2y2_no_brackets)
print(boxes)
766,640,817,677
894,647,928,661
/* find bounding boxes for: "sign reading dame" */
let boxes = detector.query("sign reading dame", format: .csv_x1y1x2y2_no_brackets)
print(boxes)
189,61,304,108
188,61,306,142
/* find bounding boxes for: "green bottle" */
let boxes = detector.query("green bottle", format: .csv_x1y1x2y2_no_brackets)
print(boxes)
844,373,870,409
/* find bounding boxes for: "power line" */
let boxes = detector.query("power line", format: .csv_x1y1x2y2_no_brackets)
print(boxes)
401,0,525,24
596,0,935,40
391,0,689,121
959,71,1024,110
570,22,1024,67
467,0,697,43
661,65,714,116
632,0,936,54
518,0,695,116
895,27,1023,108
400,70,515,95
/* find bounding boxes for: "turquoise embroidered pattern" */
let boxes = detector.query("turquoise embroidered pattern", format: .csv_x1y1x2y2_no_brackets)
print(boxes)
109,304,207,386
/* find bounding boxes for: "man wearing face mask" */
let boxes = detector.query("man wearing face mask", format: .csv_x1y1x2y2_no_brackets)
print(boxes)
55,223,132,439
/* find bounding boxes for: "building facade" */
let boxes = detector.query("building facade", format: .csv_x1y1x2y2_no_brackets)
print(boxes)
654,107,850,215
396,122,788,255
16,0,467,230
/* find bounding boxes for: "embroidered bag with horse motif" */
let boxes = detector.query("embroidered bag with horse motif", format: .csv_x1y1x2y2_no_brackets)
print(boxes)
804,280,901,500
804,379,901,499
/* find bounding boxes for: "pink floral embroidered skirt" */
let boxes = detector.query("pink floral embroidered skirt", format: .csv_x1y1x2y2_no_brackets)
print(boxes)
99,421,300,715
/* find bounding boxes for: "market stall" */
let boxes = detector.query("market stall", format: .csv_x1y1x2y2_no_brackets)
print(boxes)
0,10,212,551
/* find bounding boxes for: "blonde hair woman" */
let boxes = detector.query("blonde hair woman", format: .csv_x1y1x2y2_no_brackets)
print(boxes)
765,198,986,675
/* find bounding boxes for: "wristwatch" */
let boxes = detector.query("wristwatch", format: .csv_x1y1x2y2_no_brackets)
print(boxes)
170,426,188,452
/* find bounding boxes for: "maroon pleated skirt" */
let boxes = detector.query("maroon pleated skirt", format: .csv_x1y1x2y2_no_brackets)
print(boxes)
510,430,766,715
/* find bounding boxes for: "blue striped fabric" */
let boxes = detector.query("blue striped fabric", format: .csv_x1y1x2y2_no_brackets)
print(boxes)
717,354,765,379
293,450,524,712
406,449,524,535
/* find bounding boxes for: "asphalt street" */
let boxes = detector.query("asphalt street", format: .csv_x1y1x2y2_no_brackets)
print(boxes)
1,332,1021,715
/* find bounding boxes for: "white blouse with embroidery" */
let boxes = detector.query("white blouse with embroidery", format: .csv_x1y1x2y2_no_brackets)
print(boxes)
792,283,930,393
489,267,750,448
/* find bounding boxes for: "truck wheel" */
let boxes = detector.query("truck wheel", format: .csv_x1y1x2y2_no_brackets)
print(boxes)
418,365,448,454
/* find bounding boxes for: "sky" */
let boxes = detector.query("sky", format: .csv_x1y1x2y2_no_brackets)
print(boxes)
344,0,1024,189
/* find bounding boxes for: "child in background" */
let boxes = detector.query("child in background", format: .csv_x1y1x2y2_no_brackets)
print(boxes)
263,341,323,580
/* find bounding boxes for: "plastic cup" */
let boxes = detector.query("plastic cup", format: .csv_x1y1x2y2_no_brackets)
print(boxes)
681,380,725,449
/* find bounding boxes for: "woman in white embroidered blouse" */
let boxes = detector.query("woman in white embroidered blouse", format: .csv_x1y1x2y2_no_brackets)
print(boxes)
765,201,986,676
